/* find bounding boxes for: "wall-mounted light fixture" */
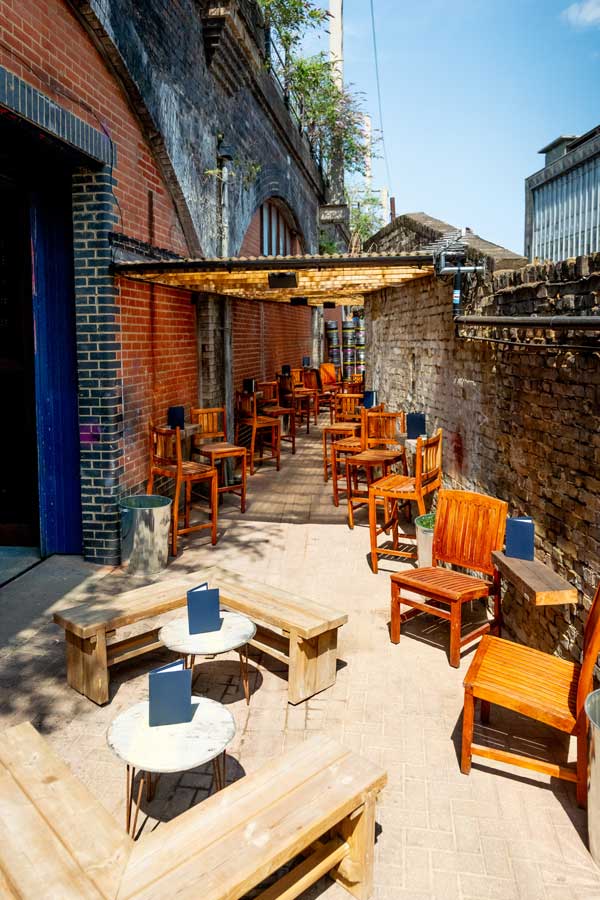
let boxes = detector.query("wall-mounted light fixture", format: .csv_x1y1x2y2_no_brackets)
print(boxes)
323,301,336,309
290,296,308,306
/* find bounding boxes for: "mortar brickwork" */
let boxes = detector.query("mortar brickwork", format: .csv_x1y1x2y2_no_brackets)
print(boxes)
365,254,600,661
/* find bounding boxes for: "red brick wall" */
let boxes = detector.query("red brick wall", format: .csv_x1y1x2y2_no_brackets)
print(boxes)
2,0,196,492
232,300,312,389
121,282,197,490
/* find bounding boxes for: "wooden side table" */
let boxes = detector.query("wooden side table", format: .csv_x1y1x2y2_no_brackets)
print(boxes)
107,697,235,838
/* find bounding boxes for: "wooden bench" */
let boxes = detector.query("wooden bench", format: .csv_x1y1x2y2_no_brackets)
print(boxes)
0,722,386,900
53,567,348,706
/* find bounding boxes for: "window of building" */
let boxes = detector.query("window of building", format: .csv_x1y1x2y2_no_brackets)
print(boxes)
260,201,295,256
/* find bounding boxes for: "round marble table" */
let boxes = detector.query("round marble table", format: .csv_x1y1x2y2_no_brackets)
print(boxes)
159,611,257,705
107,697,235,837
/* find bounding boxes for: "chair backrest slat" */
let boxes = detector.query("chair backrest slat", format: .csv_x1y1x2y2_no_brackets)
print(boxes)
320,363,340,386
235,391,258,424
257,381,279,404
432,489,507,576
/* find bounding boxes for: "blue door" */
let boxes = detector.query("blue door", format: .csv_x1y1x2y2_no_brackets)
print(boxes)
30,180,82,555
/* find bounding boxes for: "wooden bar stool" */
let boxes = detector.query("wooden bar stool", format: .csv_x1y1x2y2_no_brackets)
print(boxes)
368,429,443,572
235,391,281,475
190,407,247,513
147,423,218,556
322,422,360,482
345,409,406,528
257,380,296,454
278,374,314,434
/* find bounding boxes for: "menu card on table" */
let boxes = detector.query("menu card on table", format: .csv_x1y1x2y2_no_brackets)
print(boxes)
187,582,222,634
148,660,192,726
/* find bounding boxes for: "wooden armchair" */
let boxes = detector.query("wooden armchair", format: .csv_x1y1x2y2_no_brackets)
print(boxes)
235,391,281,475
190,407,247,513
147,424,217,556
461,581,600,807
390,489,508,667
368,429,443,572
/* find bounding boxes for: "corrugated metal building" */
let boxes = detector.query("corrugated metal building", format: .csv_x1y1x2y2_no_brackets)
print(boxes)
525,125,600,262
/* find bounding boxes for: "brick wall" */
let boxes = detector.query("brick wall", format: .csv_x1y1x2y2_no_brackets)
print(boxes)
232,300,312,389
365,254,600,662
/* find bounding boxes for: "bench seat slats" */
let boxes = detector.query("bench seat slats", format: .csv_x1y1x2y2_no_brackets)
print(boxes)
53,577,203,638
0,723,132,900
119,737,386,900
0,768,105,899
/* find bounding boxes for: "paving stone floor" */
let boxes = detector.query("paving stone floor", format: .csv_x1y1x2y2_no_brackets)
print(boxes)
1,417,599,899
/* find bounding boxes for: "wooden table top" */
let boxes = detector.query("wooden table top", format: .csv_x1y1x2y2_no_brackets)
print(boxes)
492,550,578,606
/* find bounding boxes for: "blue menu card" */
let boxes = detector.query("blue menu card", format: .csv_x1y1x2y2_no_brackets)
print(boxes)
407,413,426,439
148,660,192,726
505,517,535,561
187,582,221,634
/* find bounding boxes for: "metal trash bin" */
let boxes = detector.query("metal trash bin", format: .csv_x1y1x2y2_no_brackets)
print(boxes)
415,513,435,568
585,689,600,864
120,495,172,576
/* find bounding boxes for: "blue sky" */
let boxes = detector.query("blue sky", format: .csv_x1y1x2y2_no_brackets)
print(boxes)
314,0,600,253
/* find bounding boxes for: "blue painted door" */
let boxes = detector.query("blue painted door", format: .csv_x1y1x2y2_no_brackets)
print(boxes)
30,180,82,555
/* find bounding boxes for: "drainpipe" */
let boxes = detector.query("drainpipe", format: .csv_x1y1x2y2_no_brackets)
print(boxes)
217,143,234,445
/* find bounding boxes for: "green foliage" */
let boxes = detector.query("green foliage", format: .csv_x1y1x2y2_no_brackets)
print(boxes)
257,0,372,179
318,231,339,255
258,0,327,52
287,54,370,176
347,187,385,242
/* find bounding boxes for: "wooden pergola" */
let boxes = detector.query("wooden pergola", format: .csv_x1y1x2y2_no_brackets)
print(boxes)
114,252,435,306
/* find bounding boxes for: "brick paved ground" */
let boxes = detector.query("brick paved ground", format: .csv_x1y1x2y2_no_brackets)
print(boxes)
1,417,599,899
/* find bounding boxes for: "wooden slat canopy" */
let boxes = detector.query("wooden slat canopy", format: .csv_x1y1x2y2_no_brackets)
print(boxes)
114,252,435,306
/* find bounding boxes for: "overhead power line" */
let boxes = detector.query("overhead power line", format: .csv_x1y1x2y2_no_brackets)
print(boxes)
369,0,394,198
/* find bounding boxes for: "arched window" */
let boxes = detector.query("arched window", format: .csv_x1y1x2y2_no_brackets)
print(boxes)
260,200,297,256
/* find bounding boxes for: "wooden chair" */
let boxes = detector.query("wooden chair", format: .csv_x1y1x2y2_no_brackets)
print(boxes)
368,429,443,572
278,373,315,433
291,366,304,386
390,489,507,667
320,362,342,391
257,380,296,454
147,424,217,556
234,391,281,475
303,368,333,420
461,582,600,808
345,409,407,529
322,421,360,482
190,407,247,513
333,391,363,423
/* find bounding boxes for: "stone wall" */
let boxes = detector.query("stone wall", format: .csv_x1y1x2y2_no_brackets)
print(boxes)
365,254,600,661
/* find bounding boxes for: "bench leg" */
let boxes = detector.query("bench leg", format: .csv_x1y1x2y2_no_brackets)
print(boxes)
288,629,338,705
333,793,377,899
65,629,109,705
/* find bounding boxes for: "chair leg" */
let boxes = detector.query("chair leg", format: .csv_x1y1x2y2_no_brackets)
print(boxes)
210,472,218,545
171,478,181,557
492,569,502,635
274,424,280,471
146,474,154,493
390,582,401,643
449,601,462,668
240,452,247,513
368,488,378,574
346,460,355,529
332,446,340,507
290,410,296,454
249,427,256,476
461,688,475,774
185,479,191,529
323,432,328,483
577,724,588,808
416,494,426,516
